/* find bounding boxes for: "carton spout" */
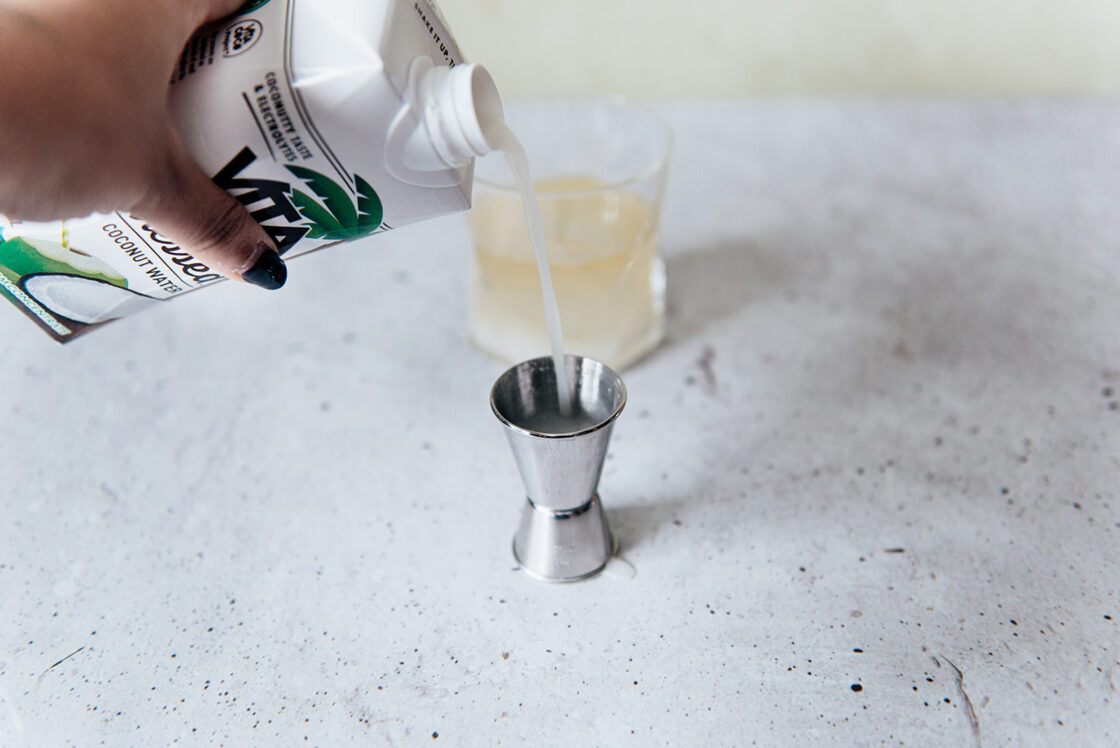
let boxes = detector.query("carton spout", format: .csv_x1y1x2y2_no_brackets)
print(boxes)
450,63,505,154
385,57,505,187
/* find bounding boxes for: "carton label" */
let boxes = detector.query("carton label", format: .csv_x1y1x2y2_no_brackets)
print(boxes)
0,0,468,341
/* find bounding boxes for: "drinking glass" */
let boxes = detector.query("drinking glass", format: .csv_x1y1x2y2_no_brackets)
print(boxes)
467,98,672,370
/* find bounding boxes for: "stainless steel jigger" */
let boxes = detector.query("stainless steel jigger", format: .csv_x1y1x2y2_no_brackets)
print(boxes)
490,355,626,582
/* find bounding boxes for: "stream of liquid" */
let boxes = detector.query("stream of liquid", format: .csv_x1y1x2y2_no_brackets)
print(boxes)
484,121,573,416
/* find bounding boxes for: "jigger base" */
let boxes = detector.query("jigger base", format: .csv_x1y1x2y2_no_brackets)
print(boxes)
513,495,617,582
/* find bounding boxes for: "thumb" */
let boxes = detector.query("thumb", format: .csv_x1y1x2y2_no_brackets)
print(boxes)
132,131,287,290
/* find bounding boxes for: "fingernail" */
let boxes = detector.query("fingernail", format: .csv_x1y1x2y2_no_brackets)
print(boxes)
242,248,287,290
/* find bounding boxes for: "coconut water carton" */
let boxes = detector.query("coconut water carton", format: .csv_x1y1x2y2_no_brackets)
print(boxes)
0,0,501,341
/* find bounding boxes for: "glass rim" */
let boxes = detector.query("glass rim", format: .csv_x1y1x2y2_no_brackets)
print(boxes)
474,95,674,197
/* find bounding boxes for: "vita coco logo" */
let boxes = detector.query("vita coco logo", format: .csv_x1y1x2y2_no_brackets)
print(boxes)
214,146,384,253
222,1,270,58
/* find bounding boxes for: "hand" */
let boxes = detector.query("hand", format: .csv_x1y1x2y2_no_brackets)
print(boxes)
0,0,286,289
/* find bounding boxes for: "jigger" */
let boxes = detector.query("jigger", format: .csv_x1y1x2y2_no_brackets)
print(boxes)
490,355,626,582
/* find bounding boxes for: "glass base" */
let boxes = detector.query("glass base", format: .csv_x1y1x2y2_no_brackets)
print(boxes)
470,315,664,372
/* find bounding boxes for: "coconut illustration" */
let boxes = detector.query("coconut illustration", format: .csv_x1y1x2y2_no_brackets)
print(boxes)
21,274,155,325
0,232,148,327
0,234,126,286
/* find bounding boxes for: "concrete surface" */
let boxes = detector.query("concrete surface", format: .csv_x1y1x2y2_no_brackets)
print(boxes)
1,102,1118,746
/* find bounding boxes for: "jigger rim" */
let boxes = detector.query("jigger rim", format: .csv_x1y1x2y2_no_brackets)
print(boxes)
490,355,627,439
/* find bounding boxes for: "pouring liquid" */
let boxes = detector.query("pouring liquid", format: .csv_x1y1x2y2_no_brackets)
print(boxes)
484,121,573,417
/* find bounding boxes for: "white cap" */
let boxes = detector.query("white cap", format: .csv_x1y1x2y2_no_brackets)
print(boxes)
385,57,504,188
422,62,504,165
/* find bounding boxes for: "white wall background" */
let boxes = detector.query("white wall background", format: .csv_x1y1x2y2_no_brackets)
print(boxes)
437,0,1120,97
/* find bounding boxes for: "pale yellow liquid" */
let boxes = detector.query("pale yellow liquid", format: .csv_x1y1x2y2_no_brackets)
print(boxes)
469,175,664,370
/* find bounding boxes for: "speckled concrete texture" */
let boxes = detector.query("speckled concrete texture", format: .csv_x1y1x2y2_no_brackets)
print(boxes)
1,102,1118,746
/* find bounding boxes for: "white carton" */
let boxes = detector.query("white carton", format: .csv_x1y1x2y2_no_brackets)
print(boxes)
0,0,497,341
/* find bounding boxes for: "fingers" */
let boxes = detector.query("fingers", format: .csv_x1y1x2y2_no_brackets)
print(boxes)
131,128,287,290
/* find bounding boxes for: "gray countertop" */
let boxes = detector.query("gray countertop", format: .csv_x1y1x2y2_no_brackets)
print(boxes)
1,101,1118,746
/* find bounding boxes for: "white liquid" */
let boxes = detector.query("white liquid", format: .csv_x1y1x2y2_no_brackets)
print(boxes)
484,121,573,416
603,556,637,581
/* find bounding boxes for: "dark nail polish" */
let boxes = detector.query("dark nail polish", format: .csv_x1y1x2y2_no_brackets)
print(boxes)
243,249,287,290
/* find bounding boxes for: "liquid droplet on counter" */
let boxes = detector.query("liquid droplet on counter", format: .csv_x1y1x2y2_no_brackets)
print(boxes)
603,556,636,581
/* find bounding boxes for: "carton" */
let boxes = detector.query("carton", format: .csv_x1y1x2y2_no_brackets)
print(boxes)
0,0,494,340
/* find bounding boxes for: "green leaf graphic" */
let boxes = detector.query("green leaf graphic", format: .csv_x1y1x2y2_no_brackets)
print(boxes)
286,166,384,242
287,165,358,229
238,0,272,14
291,189,343,239
356,175,383,228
